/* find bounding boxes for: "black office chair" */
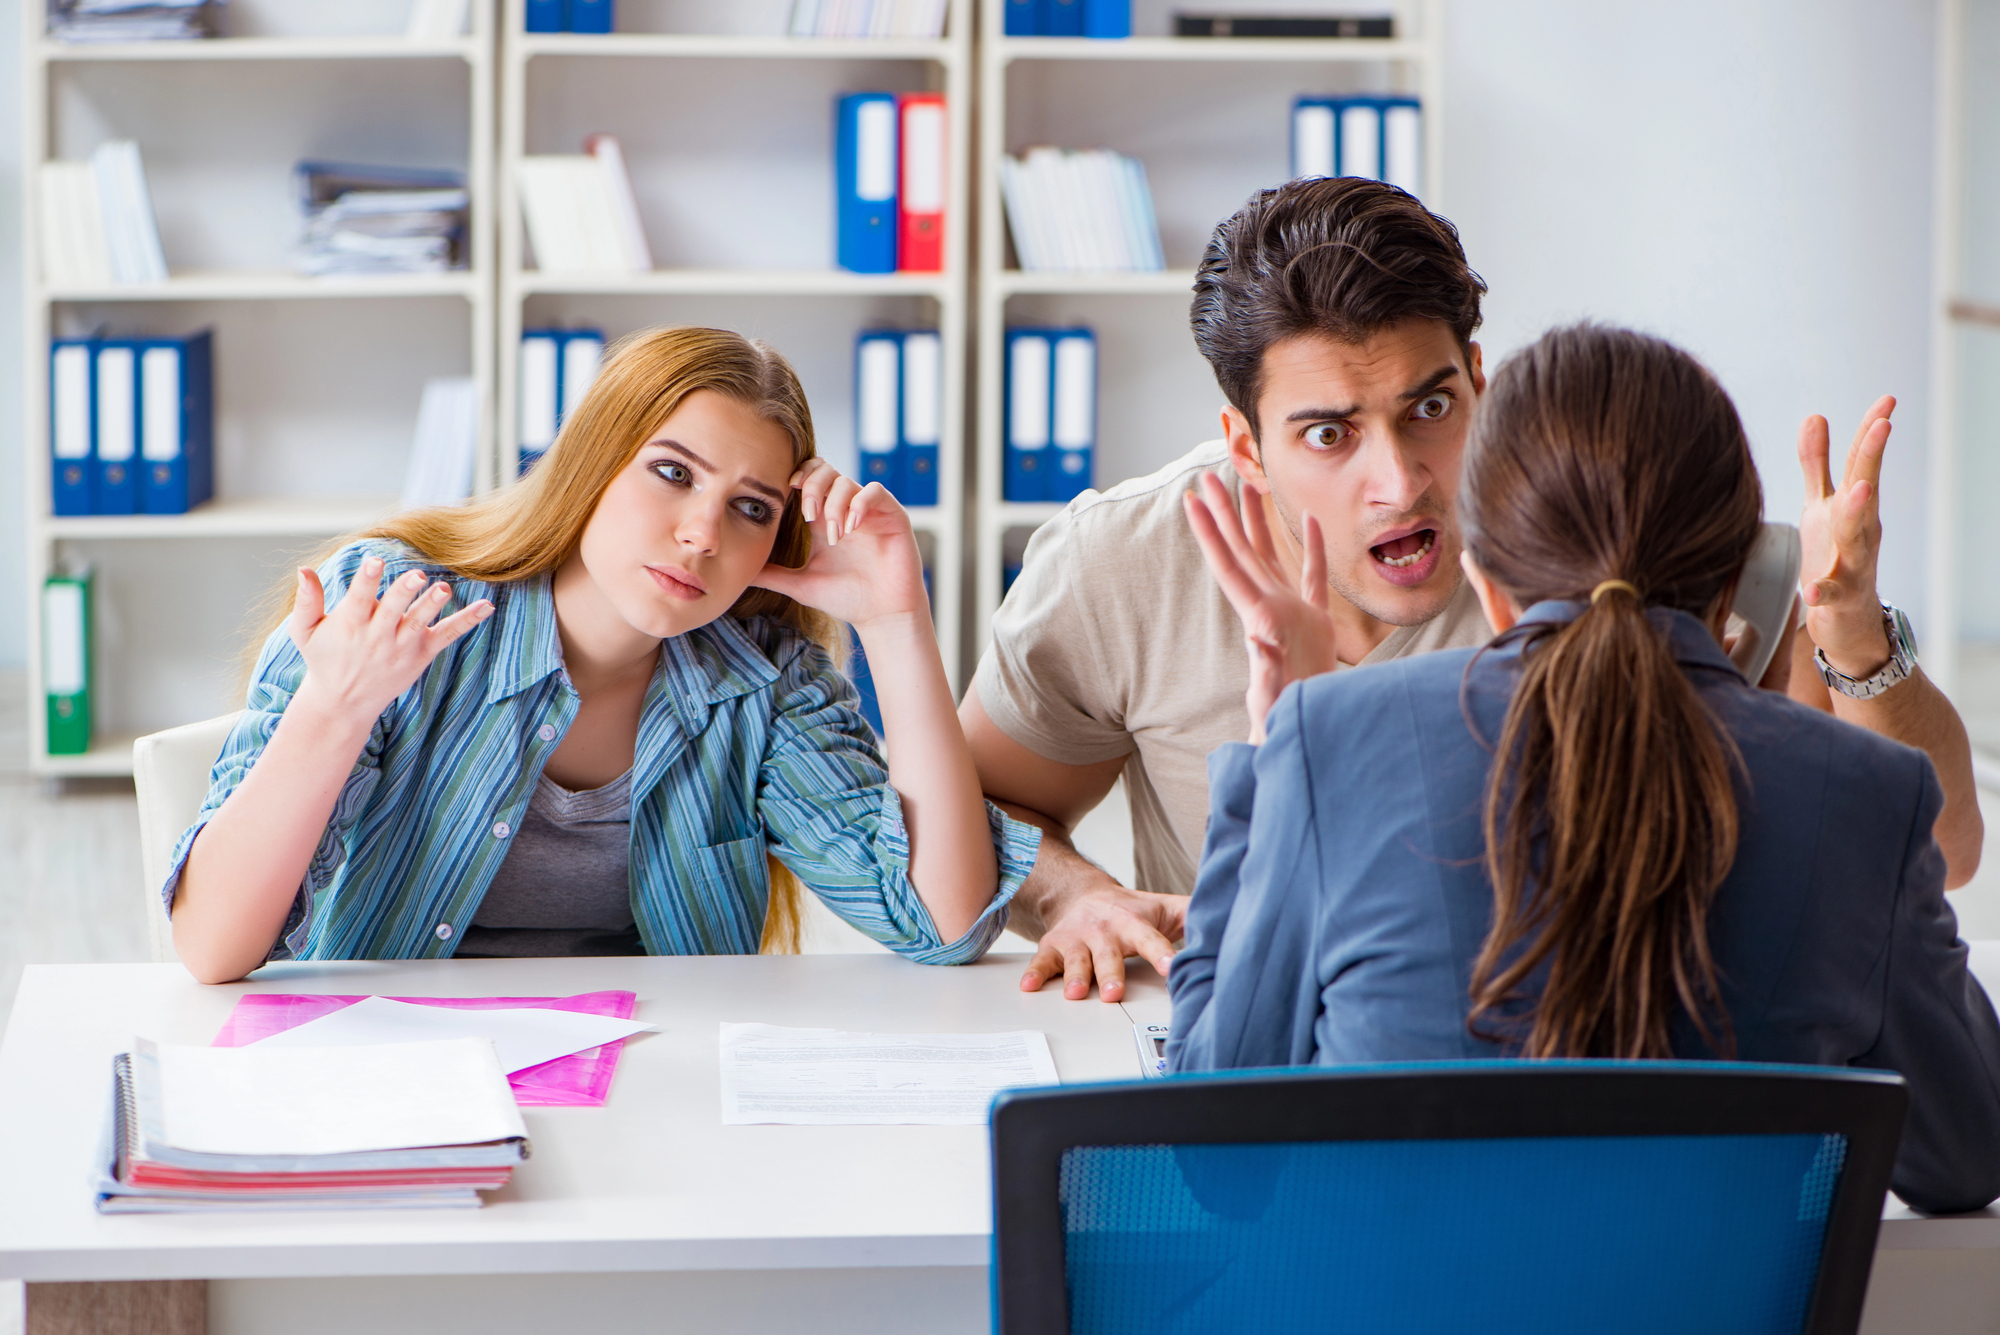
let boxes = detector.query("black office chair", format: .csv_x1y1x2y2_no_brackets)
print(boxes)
990,1060,1907,1335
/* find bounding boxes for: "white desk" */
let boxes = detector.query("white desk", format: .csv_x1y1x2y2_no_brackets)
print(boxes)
3,949,1998,1335
0,953,1155,1335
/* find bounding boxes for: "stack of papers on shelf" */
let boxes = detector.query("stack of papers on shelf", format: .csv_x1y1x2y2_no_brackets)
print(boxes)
38,142,169,288
517,135,652,275
95,1036,531,1213
788,0,948,38
405,0,471,39
1000,147,1165,273
400,377,481,508
295,161,469,278
49,0,221,42
719,1023,1060,1125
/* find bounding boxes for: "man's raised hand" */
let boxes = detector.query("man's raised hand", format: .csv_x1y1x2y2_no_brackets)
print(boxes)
1182,472,1339,742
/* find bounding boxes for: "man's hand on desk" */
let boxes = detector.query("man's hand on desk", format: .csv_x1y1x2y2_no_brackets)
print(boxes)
1019,873,1186,1004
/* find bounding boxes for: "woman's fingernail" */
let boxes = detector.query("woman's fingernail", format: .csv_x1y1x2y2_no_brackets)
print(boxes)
476,602,494,618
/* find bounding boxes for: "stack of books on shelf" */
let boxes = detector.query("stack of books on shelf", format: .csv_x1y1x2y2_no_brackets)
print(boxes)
1004,327,1096,503
42,567,93,756
401,377,481,508
789,0,949,38
518,136,652,275
1003,0,1129,36
518,328,605,472
95,1038,531,1213
48,0,222,42
999,148,1163,273
854,329,942,507
295,162,470,278
49,331,213,517
836,93,947,274
525,0,612,33
1291,95,1422,194
38,142,169,288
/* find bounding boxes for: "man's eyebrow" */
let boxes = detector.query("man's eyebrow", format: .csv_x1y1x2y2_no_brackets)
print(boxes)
1399,365,1463,400
655,439,786,501
1285,403,1362,424
1280,365,1466,425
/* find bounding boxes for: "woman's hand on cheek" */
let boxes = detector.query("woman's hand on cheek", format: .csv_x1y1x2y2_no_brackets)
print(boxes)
754,471,930,630
288,556,494,726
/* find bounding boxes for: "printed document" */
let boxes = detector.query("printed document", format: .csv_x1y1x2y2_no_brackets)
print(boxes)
250,995,653,1074
719,1023,1059,1125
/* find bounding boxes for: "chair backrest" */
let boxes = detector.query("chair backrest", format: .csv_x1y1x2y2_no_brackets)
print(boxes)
990,1061,1908,1335
131,712,240,963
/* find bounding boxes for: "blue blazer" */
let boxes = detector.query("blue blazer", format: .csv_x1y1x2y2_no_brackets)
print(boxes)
1168,601,2000,1214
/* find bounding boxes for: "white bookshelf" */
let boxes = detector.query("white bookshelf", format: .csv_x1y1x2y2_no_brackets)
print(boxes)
20,0,496,777
496,0,974,681
970,0,1445,654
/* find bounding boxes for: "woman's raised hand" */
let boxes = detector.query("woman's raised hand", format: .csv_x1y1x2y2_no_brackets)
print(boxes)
754,458,930,630
287,555,494,725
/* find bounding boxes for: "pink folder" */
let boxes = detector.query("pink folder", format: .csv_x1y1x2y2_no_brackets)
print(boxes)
212,991,638,1107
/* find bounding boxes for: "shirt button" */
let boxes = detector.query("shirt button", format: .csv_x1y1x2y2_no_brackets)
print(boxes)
435,923,454,941
538,724,557,742
492,821,511,839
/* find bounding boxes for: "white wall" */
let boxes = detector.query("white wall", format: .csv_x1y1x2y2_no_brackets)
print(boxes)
0,1,1947,665
1443,0,1938,632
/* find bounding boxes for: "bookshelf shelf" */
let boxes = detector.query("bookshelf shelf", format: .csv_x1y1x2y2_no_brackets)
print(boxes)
515,33,955,62
39,35,479,62
998,35,1423,64
37,732,145,779
995,269,1199,296
22,7,497,777
518,269,954,297
43,495,400,541
44,271,483,303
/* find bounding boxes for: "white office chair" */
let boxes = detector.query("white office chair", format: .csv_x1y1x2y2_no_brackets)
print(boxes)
131,712,240,964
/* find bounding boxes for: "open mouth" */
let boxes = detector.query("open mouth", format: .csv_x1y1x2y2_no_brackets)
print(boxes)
1370,528,1436,570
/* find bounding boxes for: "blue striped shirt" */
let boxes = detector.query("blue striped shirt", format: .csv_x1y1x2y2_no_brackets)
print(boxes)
163,539,1039,964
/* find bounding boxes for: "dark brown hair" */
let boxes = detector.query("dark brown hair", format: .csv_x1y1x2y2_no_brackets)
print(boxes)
1459,324,1763,1059
1190,177,1487,436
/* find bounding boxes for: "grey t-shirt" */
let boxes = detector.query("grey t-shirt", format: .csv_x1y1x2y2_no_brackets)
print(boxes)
456,769,644,958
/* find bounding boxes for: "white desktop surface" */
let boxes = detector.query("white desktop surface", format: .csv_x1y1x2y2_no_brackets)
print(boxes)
0,952,1153,1283
2,945,1995,1291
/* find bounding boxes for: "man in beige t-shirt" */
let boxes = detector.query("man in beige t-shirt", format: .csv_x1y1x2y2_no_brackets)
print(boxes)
961,176,1986,1004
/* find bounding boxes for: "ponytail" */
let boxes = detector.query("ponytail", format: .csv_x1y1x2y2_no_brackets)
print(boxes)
1458,324,1764,1060
1469,583,1737,1058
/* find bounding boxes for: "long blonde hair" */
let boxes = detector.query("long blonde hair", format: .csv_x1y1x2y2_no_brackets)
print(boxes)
257,325,839,952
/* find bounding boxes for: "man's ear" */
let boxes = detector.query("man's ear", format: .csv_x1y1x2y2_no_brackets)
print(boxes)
1223,404,1267,485
1467,341,1487,396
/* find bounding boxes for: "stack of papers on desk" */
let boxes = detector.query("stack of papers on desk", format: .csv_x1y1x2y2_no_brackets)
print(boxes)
95,1037,530,1214
719,1023,1059,1125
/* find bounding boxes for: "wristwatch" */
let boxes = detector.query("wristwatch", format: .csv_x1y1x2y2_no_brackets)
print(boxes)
1815,602,1917,700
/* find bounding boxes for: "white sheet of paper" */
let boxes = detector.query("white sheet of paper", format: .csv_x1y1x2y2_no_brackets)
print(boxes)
718,1023,1059,1125
250,996,653,1074
143,1036,527,1156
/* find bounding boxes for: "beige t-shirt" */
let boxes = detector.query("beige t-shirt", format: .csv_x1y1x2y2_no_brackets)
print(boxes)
973,439,1493,898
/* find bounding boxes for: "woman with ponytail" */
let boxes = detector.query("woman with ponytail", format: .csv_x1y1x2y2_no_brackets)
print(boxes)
166,325,1037,984
1170,324,2000,1214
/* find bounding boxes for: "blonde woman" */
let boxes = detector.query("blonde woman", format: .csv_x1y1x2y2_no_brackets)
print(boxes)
167,326,1037,984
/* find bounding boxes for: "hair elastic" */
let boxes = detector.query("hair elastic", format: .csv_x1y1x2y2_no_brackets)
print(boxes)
1590,579,1640,605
